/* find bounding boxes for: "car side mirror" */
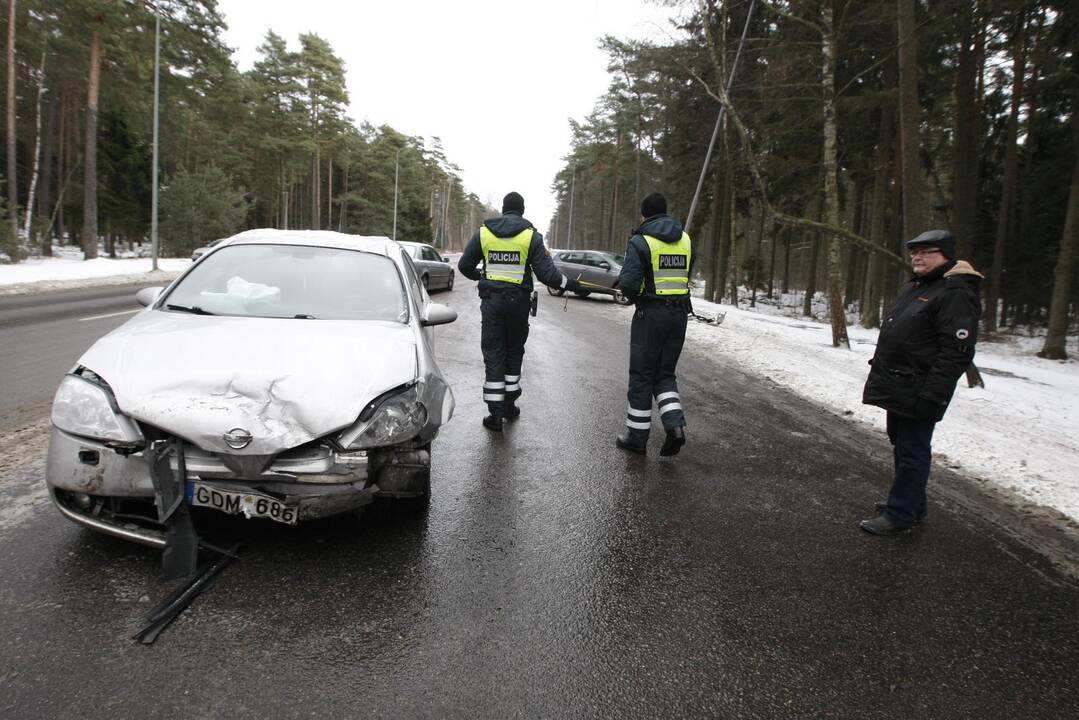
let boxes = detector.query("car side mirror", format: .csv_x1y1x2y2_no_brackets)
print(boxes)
599,261,611,270
135,287,164,307
421,302,457,326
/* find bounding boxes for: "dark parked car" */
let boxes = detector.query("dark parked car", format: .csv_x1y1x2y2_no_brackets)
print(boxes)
548,250,631,304
398,241,454,291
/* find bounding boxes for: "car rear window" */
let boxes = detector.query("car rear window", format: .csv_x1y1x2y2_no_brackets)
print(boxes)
163,244,408,322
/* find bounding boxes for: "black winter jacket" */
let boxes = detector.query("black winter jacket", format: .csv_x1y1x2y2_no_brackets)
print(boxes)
862,259,983,421
618,214,695,304
457,212,567,297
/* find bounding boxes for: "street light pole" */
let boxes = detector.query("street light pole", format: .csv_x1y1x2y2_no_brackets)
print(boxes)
392,146,402,241
150,4,160,270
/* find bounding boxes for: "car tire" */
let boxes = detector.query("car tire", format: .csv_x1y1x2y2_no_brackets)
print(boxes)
421,274,429,290
547,285,565,297
446,271,454,291
613,290,632,305
573,290,591,298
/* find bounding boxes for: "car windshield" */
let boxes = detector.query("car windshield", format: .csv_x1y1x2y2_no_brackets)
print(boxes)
163,244,409,322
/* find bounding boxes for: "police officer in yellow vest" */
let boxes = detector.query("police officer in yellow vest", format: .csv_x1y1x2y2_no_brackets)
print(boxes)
615,193,693,456
458,192,579,432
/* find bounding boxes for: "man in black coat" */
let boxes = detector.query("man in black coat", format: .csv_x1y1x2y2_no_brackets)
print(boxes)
860,229,983,535
615,192,693,457
458,192,577,432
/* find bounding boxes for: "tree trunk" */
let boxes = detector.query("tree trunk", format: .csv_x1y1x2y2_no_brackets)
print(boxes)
338,163,348,231
6,0,18,255
38,90,54,253
821,5,849,347
952,1,980,258
727,178,739,306
897,0,925,241
803,229,819,317
767,213,778,298
985,11,1027,332
327,155,333,229
81,27,103,260
1039,143,1079,359
24,47,46,245
861,101,895,329
782,227,791,294
750,200,764,307
709,157,729,302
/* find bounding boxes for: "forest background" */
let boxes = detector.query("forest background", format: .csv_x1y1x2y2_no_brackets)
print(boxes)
0,0,1076,358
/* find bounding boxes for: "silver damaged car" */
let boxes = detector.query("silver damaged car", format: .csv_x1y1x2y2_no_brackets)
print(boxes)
46,229,457,556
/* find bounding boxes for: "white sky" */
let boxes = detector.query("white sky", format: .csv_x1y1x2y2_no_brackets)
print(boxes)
215,0,682,234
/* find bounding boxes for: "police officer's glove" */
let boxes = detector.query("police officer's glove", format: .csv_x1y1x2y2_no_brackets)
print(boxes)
563,278,582,294
914,397,943,422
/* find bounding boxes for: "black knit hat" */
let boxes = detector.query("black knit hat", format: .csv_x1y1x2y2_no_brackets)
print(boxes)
502,192,525,214
906,229,956,259
640,192,667,218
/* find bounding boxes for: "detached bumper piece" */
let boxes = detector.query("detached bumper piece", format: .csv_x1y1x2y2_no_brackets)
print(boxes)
133,543,241,645
148,438,200,580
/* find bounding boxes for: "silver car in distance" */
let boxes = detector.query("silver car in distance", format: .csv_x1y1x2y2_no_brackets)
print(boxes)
46,229,457,548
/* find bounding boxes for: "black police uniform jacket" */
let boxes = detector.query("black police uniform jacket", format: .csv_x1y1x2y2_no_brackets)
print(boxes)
618,214,694,304
862,259,983,422
457,211,566,297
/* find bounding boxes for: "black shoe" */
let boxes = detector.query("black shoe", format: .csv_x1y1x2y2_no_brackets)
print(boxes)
859,515,912,536
874,501,926,524
659,427,686,457
504,404,520,420
482,415,503,433
616,434,646,455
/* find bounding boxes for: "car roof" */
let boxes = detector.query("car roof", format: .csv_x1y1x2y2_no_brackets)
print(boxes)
397,241,431,249
218,229,399,256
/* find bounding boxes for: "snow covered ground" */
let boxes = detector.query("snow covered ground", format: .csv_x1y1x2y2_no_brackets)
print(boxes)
3,250,1078,526
685,290,1079,526
0,245,190,294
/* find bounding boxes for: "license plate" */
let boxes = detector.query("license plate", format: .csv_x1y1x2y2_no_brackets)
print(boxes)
187,482,297,525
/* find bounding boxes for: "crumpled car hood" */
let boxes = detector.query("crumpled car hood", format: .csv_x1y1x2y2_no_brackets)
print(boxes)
78,311,418,454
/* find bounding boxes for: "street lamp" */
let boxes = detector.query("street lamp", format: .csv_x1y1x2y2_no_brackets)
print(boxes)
150,3,160,270
392,145,402,241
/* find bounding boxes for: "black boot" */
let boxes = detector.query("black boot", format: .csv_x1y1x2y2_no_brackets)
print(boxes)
616,434,647,455
504,403,521,420
659,427,686,457
874,501,926,524
859,515,912,536
482,415,503,433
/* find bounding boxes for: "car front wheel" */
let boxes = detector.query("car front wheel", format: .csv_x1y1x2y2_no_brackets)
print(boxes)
446,271,454,291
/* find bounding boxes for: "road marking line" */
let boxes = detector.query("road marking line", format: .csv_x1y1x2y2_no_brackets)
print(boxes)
78,309,140,322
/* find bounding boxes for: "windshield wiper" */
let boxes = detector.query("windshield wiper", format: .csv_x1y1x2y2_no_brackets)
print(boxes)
166,304,215,316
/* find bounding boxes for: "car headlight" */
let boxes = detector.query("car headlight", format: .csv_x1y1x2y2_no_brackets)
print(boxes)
340,384,428,450
51,373,144,444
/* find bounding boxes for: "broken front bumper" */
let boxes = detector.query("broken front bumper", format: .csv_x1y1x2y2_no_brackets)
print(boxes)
46,426,430,546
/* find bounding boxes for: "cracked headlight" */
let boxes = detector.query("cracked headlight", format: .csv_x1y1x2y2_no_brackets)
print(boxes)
340,384,428,450
51,374,144,444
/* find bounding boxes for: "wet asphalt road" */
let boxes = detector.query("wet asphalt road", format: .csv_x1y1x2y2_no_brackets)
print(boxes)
1,279,1077,718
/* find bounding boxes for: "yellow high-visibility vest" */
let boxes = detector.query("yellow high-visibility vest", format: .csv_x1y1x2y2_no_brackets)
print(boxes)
480,227,532,284
642,232,691,295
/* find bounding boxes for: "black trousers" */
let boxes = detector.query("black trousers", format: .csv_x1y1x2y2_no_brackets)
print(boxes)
624,301,688,442
480,292,530,417
883,411,936,526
